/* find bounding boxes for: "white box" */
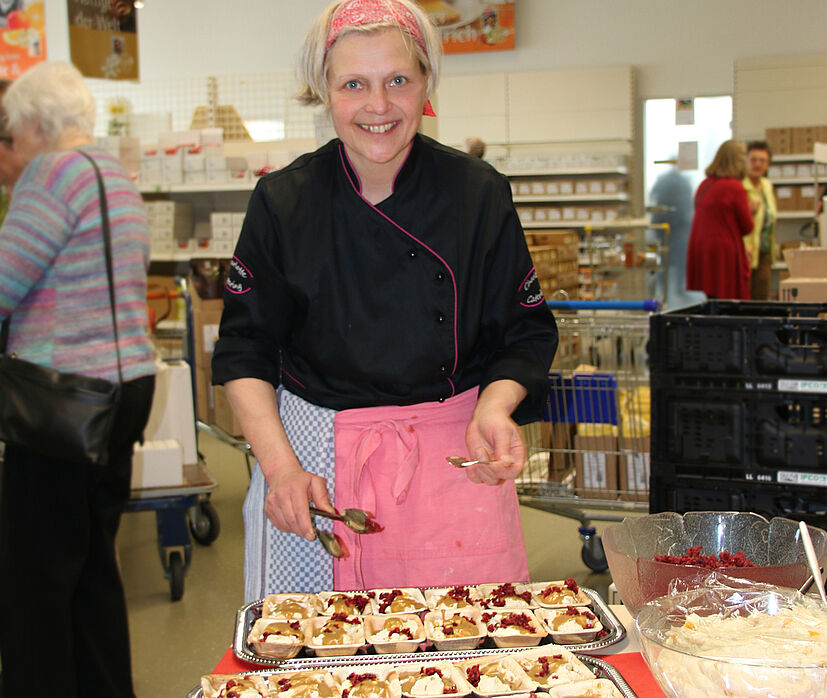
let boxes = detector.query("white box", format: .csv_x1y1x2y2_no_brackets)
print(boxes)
796,163,814,178
205,155,227,171
184,171,207,185
212,224,234,241
206,169,229,184
142,360,197,464
162,169,184,185
530,181,545,195
574,181,589,194
140,159,162,175
210,212,233,227
518,208,534,223
214,240,234,256
534,208,548,221
138,171,163,188
183,150,206,171
131,439,184,489
781,164,798,178
546,181,560,196
151,239,174,255
588,180,603,194
559,181,574,195
150,228,175,241
547,207,562,221
245,152,268,172
231,212,246,227
562,207,576,220
517,182,531,196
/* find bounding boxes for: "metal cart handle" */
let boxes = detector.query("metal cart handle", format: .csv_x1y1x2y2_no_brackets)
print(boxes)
546,299,661,312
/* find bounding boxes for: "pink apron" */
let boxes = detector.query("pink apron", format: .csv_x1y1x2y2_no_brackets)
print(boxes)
331,388,528,591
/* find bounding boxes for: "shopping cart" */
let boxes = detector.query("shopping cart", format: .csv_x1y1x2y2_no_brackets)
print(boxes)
516,300,657,572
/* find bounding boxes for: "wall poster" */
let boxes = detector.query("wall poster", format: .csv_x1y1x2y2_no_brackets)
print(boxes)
416,1,514,54
0,2,46,79
68,0,138,80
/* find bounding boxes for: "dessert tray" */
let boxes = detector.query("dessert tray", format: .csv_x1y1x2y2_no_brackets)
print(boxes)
187,651,637,698
233,585,625,666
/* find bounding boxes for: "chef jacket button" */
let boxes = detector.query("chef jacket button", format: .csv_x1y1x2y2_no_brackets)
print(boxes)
437,313,445,323
409,249,417,258
436,271,444,282
438,397,446,403
440,364,448,374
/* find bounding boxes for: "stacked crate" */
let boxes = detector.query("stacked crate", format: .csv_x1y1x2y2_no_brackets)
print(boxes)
649,300,827,525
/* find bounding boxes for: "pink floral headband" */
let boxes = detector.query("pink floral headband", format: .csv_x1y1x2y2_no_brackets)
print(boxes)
325,0,436,116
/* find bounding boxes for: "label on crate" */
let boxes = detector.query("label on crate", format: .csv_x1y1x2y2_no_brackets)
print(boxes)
777,379,827,394
777,471,827,488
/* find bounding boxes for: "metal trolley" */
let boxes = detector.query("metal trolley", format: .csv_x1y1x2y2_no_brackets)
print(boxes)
126,282,221,601
516,300,657,572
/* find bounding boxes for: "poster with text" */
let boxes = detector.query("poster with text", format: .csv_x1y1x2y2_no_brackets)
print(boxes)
68,0,138,80
417,1,514,55
0,2,46,80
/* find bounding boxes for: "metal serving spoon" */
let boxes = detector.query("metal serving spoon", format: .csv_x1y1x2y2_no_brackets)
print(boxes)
309,505,382,534
446,456,495,468
311,519,344,558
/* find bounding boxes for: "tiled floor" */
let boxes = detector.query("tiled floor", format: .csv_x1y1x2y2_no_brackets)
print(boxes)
118,433,618,697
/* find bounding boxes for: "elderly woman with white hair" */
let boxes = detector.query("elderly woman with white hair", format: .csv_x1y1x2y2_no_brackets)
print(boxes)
0,61,154,698
213,0,557,600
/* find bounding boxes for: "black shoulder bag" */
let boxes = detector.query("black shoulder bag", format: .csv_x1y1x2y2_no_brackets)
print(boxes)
0,151,123,466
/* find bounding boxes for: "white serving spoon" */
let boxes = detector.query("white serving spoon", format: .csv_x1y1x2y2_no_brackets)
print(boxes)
799,520,827,604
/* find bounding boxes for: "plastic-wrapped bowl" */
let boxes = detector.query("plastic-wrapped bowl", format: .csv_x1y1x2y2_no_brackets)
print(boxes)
603,511,827,616
636,578,827,698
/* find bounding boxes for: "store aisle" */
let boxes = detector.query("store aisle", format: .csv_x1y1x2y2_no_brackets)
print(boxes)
117,433,613,698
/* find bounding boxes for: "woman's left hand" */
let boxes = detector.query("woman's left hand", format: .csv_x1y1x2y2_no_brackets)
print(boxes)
464,380,528,485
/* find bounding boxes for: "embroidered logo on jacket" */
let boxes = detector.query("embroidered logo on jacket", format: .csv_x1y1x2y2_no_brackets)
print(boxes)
226,256,254,295
518,267,544,307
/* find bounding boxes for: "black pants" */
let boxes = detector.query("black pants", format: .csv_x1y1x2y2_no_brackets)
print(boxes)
0,375,154,698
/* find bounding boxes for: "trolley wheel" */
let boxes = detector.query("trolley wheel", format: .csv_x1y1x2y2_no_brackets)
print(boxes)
169,550,185,601
581,535,608,573
189,501,220,545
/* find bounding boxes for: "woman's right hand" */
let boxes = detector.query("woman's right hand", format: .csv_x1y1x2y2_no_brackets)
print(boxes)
264,460,334,541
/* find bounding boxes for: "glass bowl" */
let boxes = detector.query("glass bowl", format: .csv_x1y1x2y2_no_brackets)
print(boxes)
636,579,827,697
603,511,827,616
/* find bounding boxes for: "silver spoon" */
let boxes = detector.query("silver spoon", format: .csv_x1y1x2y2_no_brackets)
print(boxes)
311,519,344,558
446,456,495,468
309,505,381,534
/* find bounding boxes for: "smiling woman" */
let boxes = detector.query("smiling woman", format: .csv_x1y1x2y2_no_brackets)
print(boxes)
211,0,558,601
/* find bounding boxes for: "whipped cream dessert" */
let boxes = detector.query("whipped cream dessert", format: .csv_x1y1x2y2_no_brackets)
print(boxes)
270,670,340,698
426,612,481,640
339,671,400,698
515,651,594,687
309,613,363,646
534,578,585,607
319,592,371,616
482,611,542,637
480,582,533,609
262,593,320,620
369,616,423,643
427,586,478,611
462,660,527,695
648,605,827,698
370,588,427,614
399,665,462,697
201,674,269,698
542,607,602,634
250,619,304,645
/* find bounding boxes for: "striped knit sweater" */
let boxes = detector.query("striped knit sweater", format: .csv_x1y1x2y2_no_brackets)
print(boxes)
0,147,155,382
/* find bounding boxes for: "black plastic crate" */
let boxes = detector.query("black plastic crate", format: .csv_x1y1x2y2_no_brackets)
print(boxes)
651,386,827,478
650,474,827,528
649,300,827,379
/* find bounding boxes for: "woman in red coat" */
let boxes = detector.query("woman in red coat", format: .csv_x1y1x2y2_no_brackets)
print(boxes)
686,140,756,300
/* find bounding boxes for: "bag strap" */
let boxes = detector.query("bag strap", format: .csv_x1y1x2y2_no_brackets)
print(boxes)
0,152,124,385
79,150,123,386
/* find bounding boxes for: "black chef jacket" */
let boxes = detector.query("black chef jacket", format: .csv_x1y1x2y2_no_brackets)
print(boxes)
212,134,558,424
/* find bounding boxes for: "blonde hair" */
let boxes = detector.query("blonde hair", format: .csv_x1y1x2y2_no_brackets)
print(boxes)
3,61,95,147
296,0,441,108
705,139,747,179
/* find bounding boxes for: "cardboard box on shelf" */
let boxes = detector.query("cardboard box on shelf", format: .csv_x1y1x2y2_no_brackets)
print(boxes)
765,127,791,155
573,424,618,500
191,283,224,422
143,360,197,465
618,436,649,502
774,186,797,211
779,246,827,302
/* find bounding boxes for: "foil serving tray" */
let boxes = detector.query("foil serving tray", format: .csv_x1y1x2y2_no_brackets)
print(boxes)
232,587,625,667
186,652,637,698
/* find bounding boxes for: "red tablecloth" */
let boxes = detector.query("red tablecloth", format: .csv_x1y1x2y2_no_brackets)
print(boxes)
211,648,667,697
